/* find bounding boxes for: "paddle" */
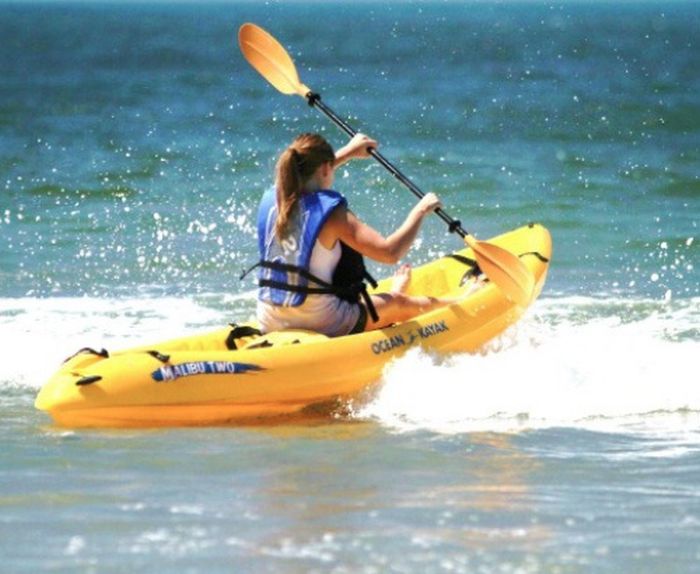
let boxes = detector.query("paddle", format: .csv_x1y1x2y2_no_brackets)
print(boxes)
238,23,535,306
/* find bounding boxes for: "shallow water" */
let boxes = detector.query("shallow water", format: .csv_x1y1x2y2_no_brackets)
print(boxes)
1,1,699,572
5,390,700,573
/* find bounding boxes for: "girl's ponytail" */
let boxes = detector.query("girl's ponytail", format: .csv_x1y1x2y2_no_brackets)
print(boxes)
273,133,335,240
274,147,303,240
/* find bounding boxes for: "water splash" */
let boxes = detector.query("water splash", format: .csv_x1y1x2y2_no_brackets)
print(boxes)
358,297,700,435
4,294,698,437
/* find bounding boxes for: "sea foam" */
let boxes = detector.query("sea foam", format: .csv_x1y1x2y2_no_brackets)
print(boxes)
359,296,700,435
4,295,698,437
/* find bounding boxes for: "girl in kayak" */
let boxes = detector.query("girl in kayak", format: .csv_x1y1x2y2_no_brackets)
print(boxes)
253,132,455,337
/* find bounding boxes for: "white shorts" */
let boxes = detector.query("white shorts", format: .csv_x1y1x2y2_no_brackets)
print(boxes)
257,295,364,337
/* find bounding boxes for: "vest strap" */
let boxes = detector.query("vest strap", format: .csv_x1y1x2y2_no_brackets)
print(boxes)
247,259,379,325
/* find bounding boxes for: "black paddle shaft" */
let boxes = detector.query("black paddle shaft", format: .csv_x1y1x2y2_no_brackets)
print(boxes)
306,92,469,239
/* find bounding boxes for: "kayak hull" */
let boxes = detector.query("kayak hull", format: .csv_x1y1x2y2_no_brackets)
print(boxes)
35,224,552,427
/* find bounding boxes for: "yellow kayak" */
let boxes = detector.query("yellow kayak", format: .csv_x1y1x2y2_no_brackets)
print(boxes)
35,223,551,427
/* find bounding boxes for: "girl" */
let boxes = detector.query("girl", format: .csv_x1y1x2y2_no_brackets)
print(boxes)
253,132,454,337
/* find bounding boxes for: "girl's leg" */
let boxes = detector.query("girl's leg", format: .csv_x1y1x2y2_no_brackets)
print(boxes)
362,264,455,331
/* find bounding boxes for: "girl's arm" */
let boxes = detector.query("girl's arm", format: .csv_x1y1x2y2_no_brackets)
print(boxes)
323,194,442,264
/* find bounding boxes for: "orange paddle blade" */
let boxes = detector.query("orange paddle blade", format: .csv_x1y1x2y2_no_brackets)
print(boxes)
464,235,535,307
238,23,310,97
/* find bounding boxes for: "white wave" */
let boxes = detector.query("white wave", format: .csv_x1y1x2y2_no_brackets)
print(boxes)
4,294,699,438
0,295,255,390
359,296,700,435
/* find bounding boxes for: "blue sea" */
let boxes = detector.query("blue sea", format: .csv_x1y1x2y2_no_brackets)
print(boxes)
1,1,699,572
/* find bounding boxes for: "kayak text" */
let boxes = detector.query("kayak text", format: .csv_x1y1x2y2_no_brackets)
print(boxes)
152,361,263,382
371,320,449,355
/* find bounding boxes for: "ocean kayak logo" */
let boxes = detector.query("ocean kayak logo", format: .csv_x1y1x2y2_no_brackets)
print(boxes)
152,361,263,382
371,320,449,355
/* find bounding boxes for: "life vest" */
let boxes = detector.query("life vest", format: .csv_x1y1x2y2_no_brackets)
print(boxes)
241,187,378,321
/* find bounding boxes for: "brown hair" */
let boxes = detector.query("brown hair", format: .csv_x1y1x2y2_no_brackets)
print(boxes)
274,133,335,240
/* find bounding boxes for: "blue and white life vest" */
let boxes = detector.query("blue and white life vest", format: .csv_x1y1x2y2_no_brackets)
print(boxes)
256,187,347,306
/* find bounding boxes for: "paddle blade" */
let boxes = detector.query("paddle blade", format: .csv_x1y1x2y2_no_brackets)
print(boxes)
238,23,310,97
465,235,535,307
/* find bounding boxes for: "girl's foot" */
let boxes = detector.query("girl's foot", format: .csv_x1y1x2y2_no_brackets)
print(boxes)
462,274,488,297
391,264,412,294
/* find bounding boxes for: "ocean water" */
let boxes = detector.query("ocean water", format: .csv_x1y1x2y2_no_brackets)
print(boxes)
1,1,699,572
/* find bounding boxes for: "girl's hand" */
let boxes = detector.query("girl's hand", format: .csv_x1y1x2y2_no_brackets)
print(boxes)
335,133,378,165
414,193,442,217
347,133,378,159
